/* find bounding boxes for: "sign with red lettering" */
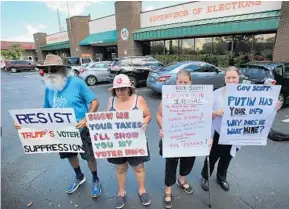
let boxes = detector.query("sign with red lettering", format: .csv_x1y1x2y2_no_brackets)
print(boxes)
46,31,69,44
9,108,84,154
162,85,213,157
141,1,281,28
86,110,148,159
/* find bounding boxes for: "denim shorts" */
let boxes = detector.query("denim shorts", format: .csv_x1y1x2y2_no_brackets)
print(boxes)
107,141,150,167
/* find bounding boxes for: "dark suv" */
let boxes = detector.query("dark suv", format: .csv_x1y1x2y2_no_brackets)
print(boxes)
239,62,289,107
108,56,163,87
5,60,37,73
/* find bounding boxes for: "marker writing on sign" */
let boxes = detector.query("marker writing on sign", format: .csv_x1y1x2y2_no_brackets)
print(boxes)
15,112,73,124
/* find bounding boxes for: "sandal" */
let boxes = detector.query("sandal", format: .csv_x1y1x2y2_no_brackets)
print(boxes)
164,193,172,209
176,179,194,194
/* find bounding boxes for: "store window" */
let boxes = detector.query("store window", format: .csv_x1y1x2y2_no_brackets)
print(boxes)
252,33,276,61
151,41,164,55
213,36,232,55
165,40,178,55
195,37,213,54
181,39,196,55
284,64,289,78
233,35,253,56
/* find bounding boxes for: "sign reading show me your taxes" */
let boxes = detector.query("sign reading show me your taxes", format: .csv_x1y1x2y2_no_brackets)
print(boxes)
9,108,84,154
86,110,148,159
162,85,213,158
219,84,281,146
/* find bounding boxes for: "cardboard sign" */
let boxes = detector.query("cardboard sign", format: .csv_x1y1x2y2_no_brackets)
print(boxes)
162,85,213,157
86,110,148,159
219,84,281,145
9,108,84,154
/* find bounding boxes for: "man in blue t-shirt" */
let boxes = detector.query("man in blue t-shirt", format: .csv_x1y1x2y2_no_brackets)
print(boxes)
15,54,102,198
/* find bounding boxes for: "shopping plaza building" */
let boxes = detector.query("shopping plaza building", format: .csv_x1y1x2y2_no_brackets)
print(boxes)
33,1,289,63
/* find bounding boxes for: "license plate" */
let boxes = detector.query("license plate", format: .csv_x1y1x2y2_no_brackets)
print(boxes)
242,79,252,84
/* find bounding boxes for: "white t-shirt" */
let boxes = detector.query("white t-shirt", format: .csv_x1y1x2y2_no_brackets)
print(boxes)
212,87,225,135
211,87,241,157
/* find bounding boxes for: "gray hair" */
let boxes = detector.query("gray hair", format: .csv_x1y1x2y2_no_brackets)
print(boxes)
177,69,192,82
59,66,73,77
225,66,239,75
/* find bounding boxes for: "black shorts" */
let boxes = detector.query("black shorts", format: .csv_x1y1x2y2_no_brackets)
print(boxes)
59,128,94,161
107,141,150,167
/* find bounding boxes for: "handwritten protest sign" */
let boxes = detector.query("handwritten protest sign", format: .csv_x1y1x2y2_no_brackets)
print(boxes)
9,108,84,154
162,85,213,158
86,110,148,159
219,84,281,145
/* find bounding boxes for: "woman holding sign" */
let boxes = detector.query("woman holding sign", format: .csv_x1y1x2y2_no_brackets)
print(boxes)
200,67,282,192
106,74,152,209
157,69,196,209
201,66,240,192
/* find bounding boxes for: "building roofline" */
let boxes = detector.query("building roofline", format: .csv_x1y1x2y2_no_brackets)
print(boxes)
46,31,68,36
141,1,198,14
89,14,115,22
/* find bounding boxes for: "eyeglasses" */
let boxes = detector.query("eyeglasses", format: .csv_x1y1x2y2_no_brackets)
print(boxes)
43,66,62,74
115,87,128,92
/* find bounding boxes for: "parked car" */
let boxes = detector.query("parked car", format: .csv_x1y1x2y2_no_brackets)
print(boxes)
239,61,289,107
108,56,164,87
63,57,93,76
147,61,225,93
4,60,37,73
78,62,110,86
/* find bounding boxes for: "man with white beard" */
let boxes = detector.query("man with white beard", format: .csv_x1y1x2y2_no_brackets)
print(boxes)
14,54,102,198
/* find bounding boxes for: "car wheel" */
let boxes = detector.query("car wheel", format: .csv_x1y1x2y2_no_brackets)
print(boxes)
11,68,17,73
128,76,137,87
86,76,97,86
278,94,285,109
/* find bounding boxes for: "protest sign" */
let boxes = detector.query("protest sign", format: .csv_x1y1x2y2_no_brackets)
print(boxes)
86,110,148,159
162,85,213,158
9,108,84,154
219,84,281,145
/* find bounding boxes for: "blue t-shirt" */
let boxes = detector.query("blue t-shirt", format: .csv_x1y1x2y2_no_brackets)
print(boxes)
43,76,96,122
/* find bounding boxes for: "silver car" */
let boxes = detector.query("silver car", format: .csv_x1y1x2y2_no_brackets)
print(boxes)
147,61,225,93
78,62,110,86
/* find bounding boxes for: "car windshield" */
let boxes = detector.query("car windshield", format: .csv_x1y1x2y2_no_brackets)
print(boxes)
239,65,270,80
158,62,184,71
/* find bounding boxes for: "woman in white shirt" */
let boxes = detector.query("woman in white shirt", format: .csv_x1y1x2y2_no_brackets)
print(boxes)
201,66,240,192
200,67,281,192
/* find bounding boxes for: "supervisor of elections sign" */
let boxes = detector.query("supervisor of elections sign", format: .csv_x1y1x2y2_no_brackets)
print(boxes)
86,110,148,159
162,85,213,158
219,84,281,146
9,108,84,154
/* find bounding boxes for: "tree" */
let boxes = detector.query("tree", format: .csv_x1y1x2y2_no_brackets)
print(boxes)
1,44,24,60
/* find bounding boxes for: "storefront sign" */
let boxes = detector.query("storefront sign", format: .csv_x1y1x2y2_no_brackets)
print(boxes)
120,28,129,41
86,110,148,159
141,1,282,28
219,84,281,146
46,31,69,44
89,15,116,34
9,108,84,154
162,85,213,158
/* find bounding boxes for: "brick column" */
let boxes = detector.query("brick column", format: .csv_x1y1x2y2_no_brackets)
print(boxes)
273,1,289,62
66,16,93,57
115,1,142,57
33,32,47,63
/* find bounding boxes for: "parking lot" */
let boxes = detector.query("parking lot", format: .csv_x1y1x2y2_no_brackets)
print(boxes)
1,71,289,209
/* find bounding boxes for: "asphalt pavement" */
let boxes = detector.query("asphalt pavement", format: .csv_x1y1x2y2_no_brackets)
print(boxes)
1,71,289,209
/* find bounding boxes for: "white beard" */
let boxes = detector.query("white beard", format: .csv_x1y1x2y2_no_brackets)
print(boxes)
43,73,67,91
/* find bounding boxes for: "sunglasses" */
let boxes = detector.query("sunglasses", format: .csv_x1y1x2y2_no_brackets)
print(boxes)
115,87,128,92
43,66,62,74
